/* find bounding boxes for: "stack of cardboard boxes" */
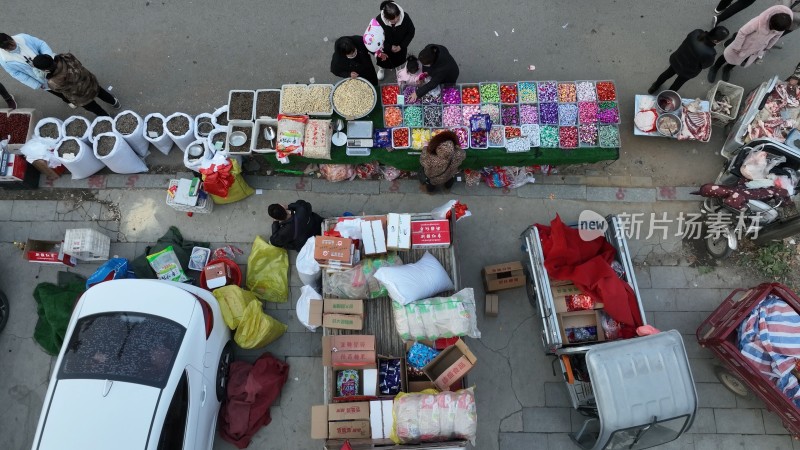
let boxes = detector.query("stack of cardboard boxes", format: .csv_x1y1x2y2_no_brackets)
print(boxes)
482,261,527,317
550,280,607,344
309,298,364,330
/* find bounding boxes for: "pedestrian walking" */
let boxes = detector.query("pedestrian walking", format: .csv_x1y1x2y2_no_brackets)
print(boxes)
708,5,793,82
0,32,53,94
374,1,415,81
713,0,799,33
419,130,465,193
268,200,324,251
408,44,459,103
330,35,379,85
0,82,16,109
649,26,730,94
32,54,120,116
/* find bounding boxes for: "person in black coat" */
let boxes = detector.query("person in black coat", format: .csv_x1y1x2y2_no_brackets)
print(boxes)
375,1,415,76
268,200,324,251
409,44,459,101
648,26,730,94
330,36,379,85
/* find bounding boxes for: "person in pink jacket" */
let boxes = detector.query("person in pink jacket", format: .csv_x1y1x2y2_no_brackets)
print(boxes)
708,5,793,82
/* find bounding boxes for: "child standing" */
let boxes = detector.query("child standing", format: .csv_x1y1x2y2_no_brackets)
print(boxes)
396,55,427,87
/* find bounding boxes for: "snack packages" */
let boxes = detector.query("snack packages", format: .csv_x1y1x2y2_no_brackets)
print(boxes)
146,246,189,282
566,294,595,311
406,342,440,369
469,113,492,132
337,369,360,397
379,359,402,395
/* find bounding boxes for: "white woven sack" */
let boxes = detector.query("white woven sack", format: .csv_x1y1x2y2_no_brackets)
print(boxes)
93,132,147,174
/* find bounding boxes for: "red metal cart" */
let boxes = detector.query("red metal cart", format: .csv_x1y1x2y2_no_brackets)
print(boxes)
696,283,800,438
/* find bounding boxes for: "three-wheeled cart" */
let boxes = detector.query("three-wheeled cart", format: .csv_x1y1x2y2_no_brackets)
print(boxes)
319,211,468,450
697,283,800,438
522,215,698,449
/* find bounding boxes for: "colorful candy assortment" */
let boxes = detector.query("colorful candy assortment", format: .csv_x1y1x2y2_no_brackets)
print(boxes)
479,83,500,103
521,124,540,147
442,105,462,127
481,104,500,124
403,106,423,127
538,81,558,103
540,125,559,148
403,84,419,104
501,105,519,126
411,127,432,149
488,125,505,147
558,82,577,103
470,129,488,149
596,81,616,101
599,125,620,147
384,106,403,127
578,102,598,124
381,84,400,105
598,101,619,124
452,127,469,148
576,81,596,101
392,127,409,148
505,126,521,140
539,103,558,125
520,104,539,124
461,85,481,104
558,103,578,126
441,85,461,104
559,126,578,148
579,124,598,146
500,83,518,103
462,105,481,126
518,82,538,103
423,105,443,127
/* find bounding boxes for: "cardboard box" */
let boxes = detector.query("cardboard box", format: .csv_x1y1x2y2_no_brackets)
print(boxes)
370,400,383,439
64,228,111,261
404,341,438,392
24,239,76,267
398,214,411,250
423,339,477,391
322,313,363,330
411,219,451,248
558,310,606,344
204,262,230,289
325,298,364,315
322,335,376,370
483,261,526,292
328,402,370,421
485,294,499,317
387,213,400,250
363,368,378,396
314,236,353,263
308,300,324,327
311,405,372,440
360,220,377,255
381,400,394,439
551,283,604,313
372,220,387,254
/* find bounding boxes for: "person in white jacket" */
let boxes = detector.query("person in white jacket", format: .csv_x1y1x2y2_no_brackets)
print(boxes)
0,32,73,108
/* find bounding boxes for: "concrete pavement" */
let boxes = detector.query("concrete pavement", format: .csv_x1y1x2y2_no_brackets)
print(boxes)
1,176,798,449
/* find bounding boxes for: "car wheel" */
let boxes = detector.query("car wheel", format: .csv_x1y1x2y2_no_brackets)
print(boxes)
715,366,750,398
216,341,233,402
0,290,8,333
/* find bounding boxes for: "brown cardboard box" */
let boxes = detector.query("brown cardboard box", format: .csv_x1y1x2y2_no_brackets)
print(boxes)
322,335,377,370
550,283,604,313
308,300,323,327
314,236,353,263
558,310,606,344
485,294,499,317
483,261,526,292
548,278,574,287
423,339,478,391
311,404,372,440
404,341,438,392
324,298,364,315
323,314,363,330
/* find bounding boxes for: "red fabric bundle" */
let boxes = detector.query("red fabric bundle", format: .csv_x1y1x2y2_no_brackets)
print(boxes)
220,353,290,449
536,215,642,335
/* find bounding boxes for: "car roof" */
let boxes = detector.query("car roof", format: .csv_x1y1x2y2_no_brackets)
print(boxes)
77,279,198,327
35,379,161,450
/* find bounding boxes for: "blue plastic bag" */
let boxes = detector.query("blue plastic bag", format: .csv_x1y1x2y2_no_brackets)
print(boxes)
86,258,129,289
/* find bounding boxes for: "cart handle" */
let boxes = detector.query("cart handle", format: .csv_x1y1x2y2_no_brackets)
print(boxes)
561,355,575,384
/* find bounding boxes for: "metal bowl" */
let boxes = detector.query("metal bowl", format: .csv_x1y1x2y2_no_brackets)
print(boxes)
331,77,377,120
656,113,682,137
656,90,682,114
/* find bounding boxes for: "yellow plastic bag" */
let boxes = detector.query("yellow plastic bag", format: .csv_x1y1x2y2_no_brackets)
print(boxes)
233,299,288,349
246,236,289,302
208,159,255,205
213,285,258,330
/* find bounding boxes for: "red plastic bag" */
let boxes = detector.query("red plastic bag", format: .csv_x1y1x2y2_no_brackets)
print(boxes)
200,163,234,197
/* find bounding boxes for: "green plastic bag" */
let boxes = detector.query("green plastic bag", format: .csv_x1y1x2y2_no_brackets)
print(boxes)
246,236,289,302
234,300,288,349
33,281,85,355
213,285,258,330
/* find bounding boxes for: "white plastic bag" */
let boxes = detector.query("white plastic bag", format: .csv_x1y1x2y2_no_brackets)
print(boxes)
183,139,212,170
165,112,196,151
53,137,105,179
431,200,472,221
295,285,322,332
113,110,149,157
334,218,364,240
373,252,454,305
296,237,321,286
741,149,786,181
20,137,58,166
93,132,148,174
143,113,173,155
392,288,481,340
89,116,114,145
211,105,229,129
61,116,92,142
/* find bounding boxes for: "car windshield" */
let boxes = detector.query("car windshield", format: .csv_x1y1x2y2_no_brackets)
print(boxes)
59,312,186,388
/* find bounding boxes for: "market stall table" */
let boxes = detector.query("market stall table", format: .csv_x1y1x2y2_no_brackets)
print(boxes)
633,94,712,142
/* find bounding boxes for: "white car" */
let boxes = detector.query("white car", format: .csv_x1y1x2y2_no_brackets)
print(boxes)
31,279,232,450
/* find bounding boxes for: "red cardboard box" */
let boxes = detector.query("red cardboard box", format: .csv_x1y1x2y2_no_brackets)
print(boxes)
24,239,76,267
410,219,451,248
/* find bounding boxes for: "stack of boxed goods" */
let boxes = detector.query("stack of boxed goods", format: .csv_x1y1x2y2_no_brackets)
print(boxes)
309,298,365,330
481,261,527,317
314,236,358,268
550,279,608,345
